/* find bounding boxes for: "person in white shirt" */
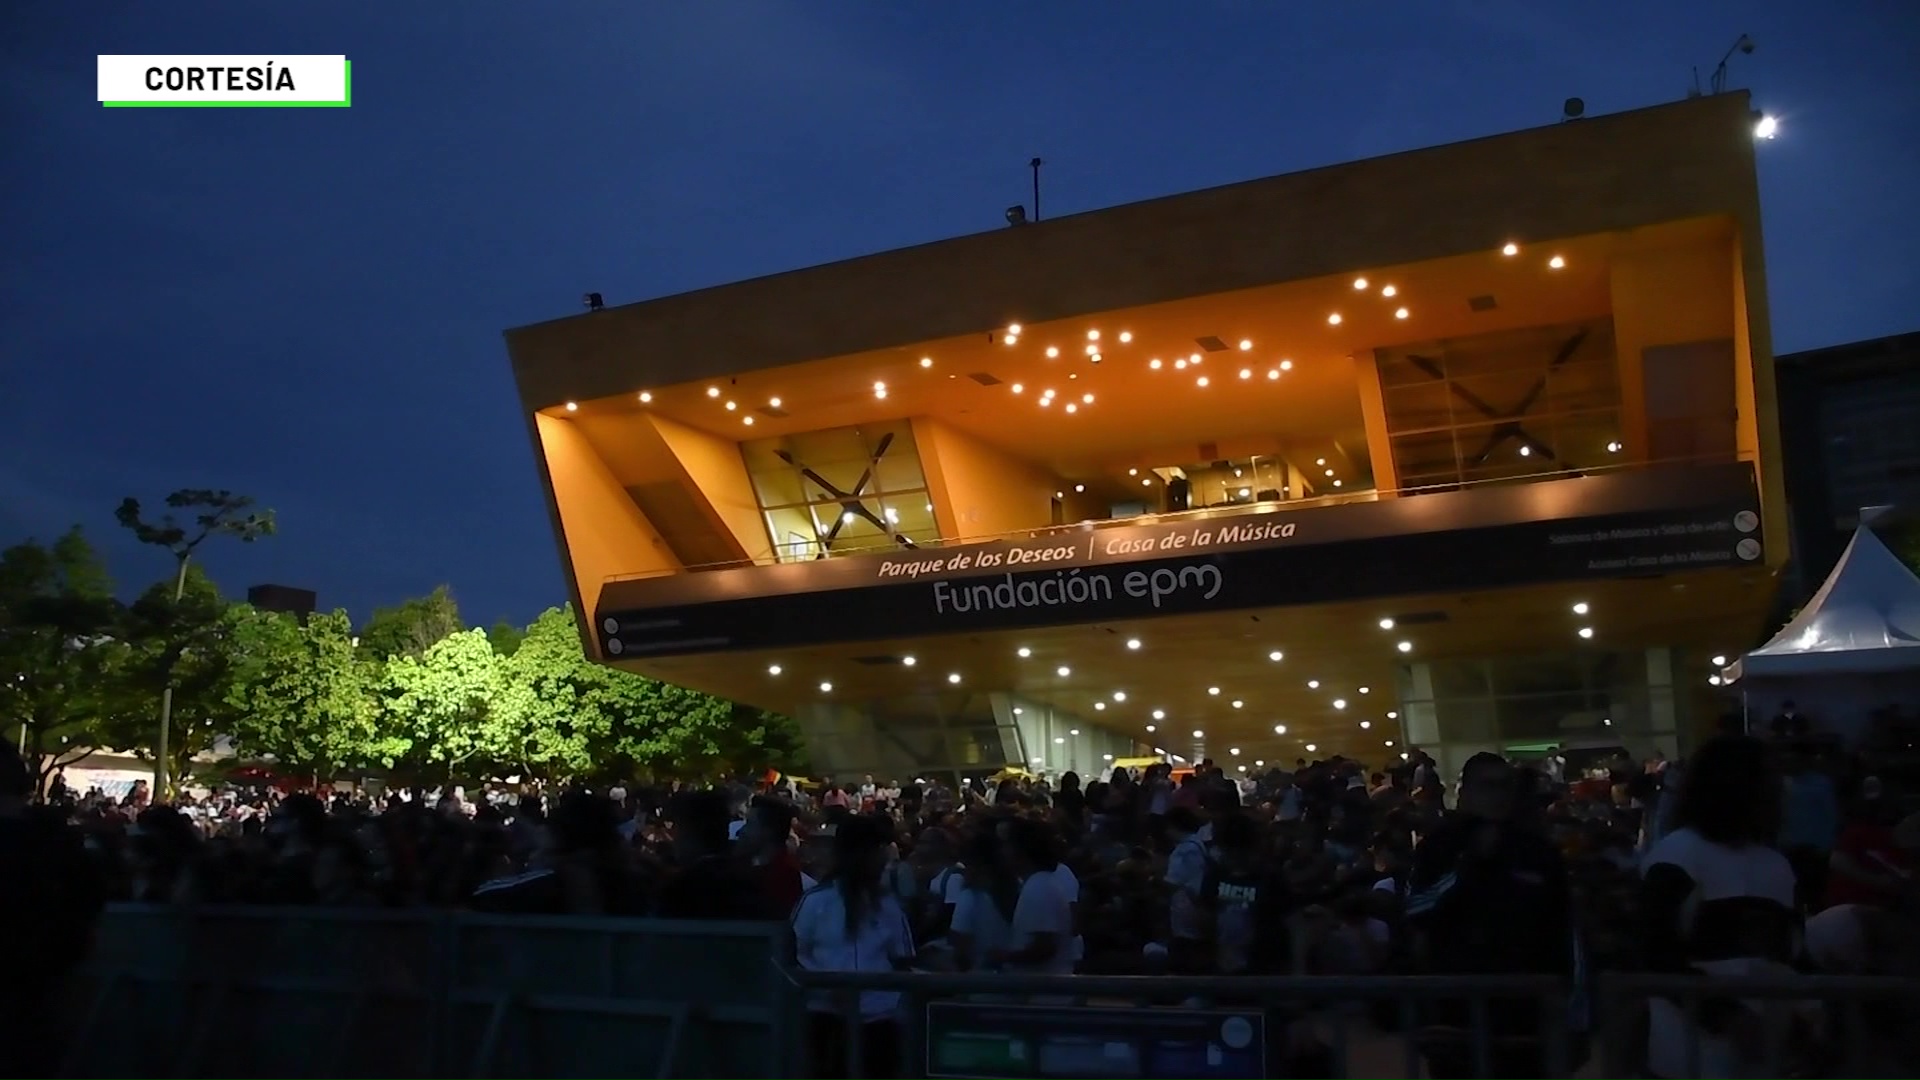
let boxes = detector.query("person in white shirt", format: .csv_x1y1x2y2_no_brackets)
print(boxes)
949,832,1018,972
790,816,914,1077
990,818,1077,977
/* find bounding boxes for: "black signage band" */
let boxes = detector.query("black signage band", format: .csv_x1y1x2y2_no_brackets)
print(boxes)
595,463,1763,658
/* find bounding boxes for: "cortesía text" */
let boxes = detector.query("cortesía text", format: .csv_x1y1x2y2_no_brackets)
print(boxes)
145,64,296,92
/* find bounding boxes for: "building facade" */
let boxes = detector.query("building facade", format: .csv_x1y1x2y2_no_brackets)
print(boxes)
505,93,1785,784
1777,331,1920,596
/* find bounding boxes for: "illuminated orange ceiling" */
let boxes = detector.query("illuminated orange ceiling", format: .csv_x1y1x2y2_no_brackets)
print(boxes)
619,563,1771,765
553,220,1725,484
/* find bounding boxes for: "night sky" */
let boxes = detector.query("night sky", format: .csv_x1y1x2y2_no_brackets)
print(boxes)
4,2,1916,629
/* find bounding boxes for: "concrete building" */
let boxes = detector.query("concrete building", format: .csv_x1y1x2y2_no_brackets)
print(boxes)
504,93,1784,783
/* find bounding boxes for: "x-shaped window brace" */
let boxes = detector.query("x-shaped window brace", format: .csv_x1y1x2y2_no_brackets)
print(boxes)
775,431,920,558
1403,327,1591,471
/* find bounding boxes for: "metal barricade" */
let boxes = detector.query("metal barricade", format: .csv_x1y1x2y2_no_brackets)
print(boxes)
64,904,800,1079
780,966,1578,1079
1597,972,1920,1079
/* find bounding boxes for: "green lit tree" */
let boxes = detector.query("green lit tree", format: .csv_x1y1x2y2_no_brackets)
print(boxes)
381,627,508,780
0,529,129,786
225,607,400,776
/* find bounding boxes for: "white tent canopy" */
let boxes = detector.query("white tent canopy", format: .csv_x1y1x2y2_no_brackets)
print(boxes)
1727,524,1920,679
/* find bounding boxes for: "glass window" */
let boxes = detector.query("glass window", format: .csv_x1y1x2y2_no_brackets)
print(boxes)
1377,318,1622,492
744,421,939,562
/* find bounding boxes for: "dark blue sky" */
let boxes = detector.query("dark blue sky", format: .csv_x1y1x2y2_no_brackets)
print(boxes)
4,2,1916,629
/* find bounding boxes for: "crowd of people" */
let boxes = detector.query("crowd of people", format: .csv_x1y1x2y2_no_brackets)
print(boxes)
6,727,1918,1077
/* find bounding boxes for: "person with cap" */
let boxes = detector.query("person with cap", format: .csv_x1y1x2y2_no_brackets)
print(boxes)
1403,751,1579,1078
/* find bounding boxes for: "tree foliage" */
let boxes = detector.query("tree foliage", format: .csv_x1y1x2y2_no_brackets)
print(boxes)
0,529,128,783
5,508,806,790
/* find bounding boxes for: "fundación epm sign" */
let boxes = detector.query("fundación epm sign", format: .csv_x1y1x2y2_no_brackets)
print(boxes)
97,55,351,107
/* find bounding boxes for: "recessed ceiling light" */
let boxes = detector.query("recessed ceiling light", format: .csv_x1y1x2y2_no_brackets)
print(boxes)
1397,641,1413,653
1017,647,1031,658
706,387,720,398
1378,617,1395,630
1394,307,1409,320
900,655,916,666
1239,368,1252,380
1004,335,1018,345
1711,654,1727,667
638,391,653,403
1280,359,1293,370
1038,396,1051,407
1007,323,1023,334
1606,440,1622,453
1381,285,1397,298
1268,650,1283,662
1189,353,1202,364
1084,344,1098,357
1126,638,1141,650
1328,313,1342,325
1146,724,1156,733
1057,666,1071,677
1578,627,1595,639
1102,753,1114,761
721,400,734,411
1192,729,1204,738
1141,477,1152,487
1333,698,1347,709
1230,747,1241,756
1333,480,1342,487
1231,699,1244,708
1572,602,1589,615
1708,675,1723,686
1113,691,1127,701
1353,277,1369,290
875,387,888,399
818,681,832,692
1273,724,1287,735
1360,720,1371,729
1387,711,1398,719
1519,445,1531,457
919,357,932,369
1118,331,1133,343
1094,702,1106,710
1011,383,1024,394
1267,369,1280,380
1082,392,1094,404
946,672,961,683
1013,707,1023,715
1149,358,1163,369
1196,376,1209,387
1045,346,1059,358
1073,483,1085,492
1238,339,1252,351
1065,403,1078,413
1307,679,1320,689
1207,686,1221,695
1087,329,1100,341
767,664,782,675
742,416,754,425
1325,469,1334,477
564,401,578,412
1548,255,1566,270
1054,736,1065,744
1502,242,1519,256
1174,358,1188,370
1305,743,1317,753
1151,709,1165,720
1069,728,1081,737
1316,458,1327,466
